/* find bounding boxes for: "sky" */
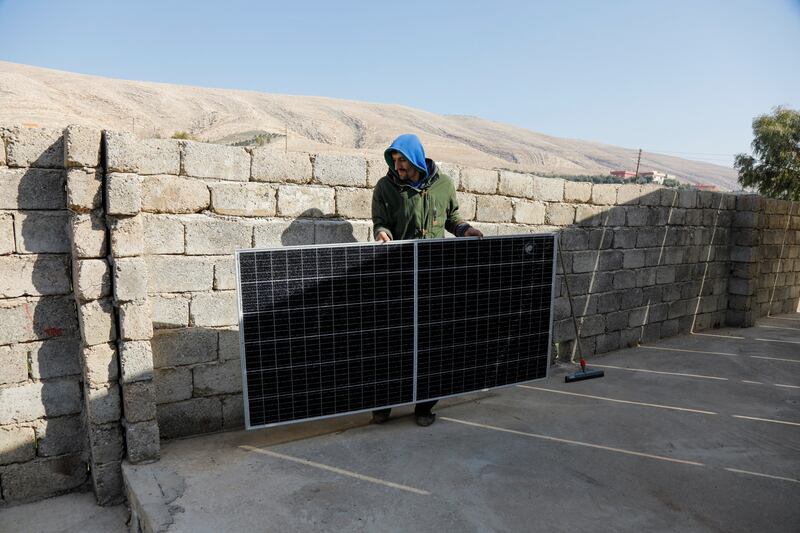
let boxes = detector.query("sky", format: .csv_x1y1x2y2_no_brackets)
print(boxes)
0,0,798,167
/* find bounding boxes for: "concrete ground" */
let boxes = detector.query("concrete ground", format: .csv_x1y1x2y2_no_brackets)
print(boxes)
0,491,129,533
15,315,798,533
122,313,800,533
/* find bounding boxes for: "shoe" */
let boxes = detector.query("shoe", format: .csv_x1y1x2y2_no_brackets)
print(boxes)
415,411,436,427
371,408,391,424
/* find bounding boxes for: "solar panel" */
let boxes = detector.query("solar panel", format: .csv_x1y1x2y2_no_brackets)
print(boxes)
237,235,555,429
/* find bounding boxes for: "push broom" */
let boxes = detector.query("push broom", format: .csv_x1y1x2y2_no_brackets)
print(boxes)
557,236,605,383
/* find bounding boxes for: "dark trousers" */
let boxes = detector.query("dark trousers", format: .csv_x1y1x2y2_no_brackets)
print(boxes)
374,400,437,418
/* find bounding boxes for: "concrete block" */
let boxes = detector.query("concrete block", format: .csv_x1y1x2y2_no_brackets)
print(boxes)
591,184,618,205
437,162,461,190
33,415,84,457
0,344,28,385
28,338,81,379
214,256,236,290
512,200,545,225
366,157,387,187
460,167,497,194
88,423,124,464
106,173,142,216
108,215,144,258
209,182,275,217
313,153,366,186
154,367,193,404
190,291,237,327
277,185,336,217
616,185,641,205
575,204,603,226
612,227,636,249
251,150,312,183
119,300,154,341
0,214,13,255
141,175,210,214
145,255,214,293
222,394,245,429
315,219,371,243
122,380,157,423
85,384,122,424
456,192,477,221
69,212,107,258
142,213,184,255
624,249,646,270
218,327,241,361
151,294,190,329
564,181,592,203
77,298,116,346
73,259,111,302
476,195,513,222
0,296,78,346
6,127,63,168
626,207,650,226
83,343,119,387
253,219,314,248
336,187,372,218
14,211,70,254
193,359,242,396
0,454,87,503
183,141,249,180
0,379,81,424
532,177,564,202
0,426,36,465
105,131,180,175
63,125,101,168
559,229,589,251
119,340,154,383
0,168,66,210
656,266,676,284
498,171,534,198
545,204,575,226
151,328,218,367
596,331,621,354
113,257,148,302
578,315,605,338
614,270,637,290
157,398,222,440
620,288,643,309
90,460,123,505
125,420,160,463
66,168,102,212
185,216,252,255
677,190,697,209
0,255,70,298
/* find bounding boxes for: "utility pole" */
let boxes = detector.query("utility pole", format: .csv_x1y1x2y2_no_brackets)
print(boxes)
634,148,642,178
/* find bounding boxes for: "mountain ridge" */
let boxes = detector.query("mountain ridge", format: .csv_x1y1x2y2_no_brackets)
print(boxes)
0,60,739,190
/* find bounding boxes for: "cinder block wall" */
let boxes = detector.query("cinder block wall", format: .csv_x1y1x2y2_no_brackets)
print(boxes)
0,127,88,505
1,126,798,507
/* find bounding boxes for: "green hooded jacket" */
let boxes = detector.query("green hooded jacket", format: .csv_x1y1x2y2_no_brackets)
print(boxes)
372,159,469,240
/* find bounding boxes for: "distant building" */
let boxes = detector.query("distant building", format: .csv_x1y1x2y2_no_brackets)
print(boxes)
695,184,718,191
610,170,637,180
639,171,677,185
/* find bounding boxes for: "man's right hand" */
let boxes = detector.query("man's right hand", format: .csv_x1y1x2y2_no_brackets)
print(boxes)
376,231,392,243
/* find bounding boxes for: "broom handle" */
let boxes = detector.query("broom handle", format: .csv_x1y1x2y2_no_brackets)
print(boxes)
557,236,583,362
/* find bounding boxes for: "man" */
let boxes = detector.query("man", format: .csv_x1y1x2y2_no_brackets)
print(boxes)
371,133,483,426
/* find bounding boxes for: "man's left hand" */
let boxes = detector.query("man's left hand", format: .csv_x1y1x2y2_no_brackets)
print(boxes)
463,227,483,238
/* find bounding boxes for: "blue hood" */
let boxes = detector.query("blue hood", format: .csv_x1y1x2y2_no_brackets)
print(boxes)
384,134,429,181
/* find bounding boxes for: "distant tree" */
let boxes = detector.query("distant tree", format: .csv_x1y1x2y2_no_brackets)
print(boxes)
171,131,195,140
735,106,800,200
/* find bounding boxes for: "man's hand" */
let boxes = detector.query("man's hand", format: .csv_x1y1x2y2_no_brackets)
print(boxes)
463,227,483,238
376,231,392,242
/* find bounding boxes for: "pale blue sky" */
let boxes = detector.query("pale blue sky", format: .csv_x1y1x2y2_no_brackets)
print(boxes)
1,0,798,167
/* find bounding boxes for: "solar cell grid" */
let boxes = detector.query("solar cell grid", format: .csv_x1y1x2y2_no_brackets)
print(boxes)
238,235,554,429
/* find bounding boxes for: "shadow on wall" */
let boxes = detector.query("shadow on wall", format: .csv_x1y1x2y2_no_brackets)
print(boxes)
281,208,359,247
1,159,87,504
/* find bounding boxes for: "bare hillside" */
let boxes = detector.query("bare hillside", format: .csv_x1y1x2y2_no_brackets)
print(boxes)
0,61,738,190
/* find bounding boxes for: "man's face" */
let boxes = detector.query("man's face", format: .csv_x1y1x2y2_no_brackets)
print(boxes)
392,152,420,182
